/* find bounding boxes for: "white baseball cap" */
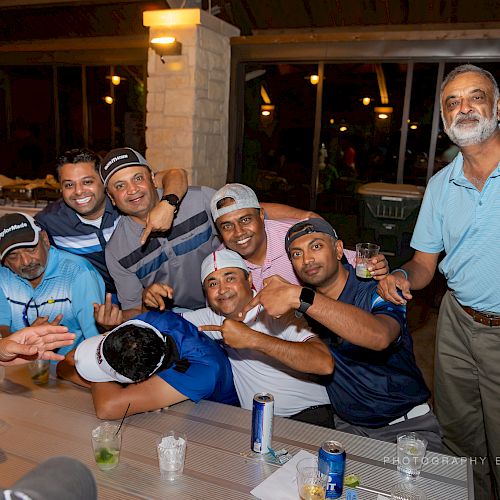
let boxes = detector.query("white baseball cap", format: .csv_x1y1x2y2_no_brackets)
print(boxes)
200,249,249,284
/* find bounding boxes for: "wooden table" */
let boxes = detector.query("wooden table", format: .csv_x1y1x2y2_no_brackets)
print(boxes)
0,366,473,499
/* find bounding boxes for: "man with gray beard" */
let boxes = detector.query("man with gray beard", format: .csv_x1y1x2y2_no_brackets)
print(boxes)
377,64,500,500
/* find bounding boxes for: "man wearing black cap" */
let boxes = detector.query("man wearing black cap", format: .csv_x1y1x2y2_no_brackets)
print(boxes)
56,313,238,419
241,219,442,450
35,147,188,297
0,212,104,355
98,147,220,319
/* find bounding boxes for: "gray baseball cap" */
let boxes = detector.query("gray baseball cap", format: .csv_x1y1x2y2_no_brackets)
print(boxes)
210,183,260,222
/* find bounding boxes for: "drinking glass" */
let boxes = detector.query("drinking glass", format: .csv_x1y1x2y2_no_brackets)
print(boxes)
157,431,187,481
91,422,122,471
296,457,327,500
397,432,428,479
355,242,380,279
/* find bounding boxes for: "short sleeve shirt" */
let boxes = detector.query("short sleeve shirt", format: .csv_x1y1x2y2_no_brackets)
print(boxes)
136,311,238,405
411,153,500,312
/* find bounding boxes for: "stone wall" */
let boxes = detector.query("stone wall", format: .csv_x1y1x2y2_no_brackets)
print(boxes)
144,9,239,188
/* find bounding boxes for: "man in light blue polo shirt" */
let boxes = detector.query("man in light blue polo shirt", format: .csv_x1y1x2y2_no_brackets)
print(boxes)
378,64,500,500
0,212,104,356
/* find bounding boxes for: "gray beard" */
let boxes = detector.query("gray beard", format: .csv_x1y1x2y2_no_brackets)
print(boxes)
444,112,498,147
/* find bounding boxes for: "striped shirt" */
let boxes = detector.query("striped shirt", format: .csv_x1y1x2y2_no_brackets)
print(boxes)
105,186,220,310
36,197,119,294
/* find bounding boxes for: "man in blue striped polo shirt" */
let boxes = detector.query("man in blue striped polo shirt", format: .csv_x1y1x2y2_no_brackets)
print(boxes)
35,148,187,297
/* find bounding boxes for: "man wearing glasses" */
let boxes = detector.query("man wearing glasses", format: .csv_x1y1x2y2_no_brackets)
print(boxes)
0,212,104,355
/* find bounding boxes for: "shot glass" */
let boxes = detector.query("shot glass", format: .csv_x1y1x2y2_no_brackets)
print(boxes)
157,431,187,481
391,481,428,500
355,242,380,279
296,457,327,500
91,422,122,471
28,359,50,385
396,432,428,479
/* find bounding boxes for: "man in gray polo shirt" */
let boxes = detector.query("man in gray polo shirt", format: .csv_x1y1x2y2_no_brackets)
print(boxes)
100,148,220,321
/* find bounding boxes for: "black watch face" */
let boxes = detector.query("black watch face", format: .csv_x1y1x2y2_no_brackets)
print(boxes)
162,194,180,208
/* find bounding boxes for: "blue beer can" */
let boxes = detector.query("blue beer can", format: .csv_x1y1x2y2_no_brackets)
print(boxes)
318,440,346,499
251,393,274,454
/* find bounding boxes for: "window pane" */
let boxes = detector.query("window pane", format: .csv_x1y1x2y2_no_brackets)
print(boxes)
240,63,318,208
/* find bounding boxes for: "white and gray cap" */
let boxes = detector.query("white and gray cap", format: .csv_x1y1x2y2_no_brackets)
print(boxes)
200,249,249,284
210,183,260,222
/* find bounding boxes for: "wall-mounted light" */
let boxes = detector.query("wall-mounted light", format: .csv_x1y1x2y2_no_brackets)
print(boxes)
150,36,182,63
378,113,388,119
103,96,114,105
339,125,348,132
329,118,335,125
362,97,372,106
410,123,418,130
374,106,393,120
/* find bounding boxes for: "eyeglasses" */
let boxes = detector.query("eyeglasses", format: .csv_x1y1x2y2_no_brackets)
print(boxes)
22,297,72,327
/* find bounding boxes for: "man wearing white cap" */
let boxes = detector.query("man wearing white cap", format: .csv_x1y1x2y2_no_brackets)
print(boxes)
176,249,335,425
56,313,237,419
0,212,104,355
209,183,389,292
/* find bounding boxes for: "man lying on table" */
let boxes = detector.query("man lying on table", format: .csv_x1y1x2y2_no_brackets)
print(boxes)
56,314,238,419
144,249,335,426
239,219,442,451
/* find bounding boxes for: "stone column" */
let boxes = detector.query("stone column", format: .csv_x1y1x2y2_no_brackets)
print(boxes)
143,9,239,188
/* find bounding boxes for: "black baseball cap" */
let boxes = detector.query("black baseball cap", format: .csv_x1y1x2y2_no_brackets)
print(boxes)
0,212,41,261
285,218,338,254
99,147,152,187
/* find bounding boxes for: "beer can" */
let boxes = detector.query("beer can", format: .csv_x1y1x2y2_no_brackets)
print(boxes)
251,393,274,454
318,440,346,499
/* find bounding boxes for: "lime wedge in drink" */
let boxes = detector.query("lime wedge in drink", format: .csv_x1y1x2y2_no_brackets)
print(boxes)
344,474,361,488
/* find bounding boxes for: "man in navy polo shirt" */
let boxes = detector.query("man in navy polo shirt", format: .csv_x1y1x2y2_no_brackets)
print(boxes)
242,219,442,451
35,148,187,296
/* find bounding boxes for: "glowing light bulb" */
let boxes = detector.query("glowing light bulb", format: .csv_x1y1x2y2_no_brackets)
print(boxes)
362,97,371,106
309,74,320,85
104,96,114,105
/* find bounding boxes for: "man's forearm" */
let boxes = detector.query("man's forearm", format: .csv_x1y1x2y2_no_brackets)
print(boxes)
398,251,440,290
307,294,400,351
250,332,333,375
155,168,188,199
56,360,91,388
122,307,143,322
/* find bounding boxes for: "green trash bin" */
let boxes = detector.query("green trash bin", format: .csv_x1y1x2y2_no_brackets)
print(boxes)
356,182,424,256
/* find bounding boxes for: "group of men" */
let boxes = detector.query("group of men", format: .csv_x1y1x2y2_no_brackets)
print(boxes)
1,63,498,499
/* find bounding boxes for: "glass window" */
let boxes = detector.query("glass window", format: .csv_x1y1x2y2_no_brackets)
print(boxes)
240,63,319,208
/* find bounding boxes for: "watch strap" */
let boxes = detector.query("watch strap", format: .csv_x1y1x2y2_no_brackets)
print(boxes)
295,287,316,318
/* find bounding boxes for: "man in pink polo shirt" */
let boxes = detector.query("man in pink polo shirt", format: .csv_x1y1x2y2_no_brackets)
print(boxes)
209,183,388,290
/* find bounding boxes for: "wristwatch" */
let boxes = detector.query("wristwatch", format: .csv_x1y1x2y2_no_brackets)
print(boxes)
160,193,180,214
295,287,316,318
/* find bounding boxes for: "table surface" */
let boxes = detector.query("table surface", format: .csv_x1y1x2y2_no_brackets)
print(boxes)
0,366,473,500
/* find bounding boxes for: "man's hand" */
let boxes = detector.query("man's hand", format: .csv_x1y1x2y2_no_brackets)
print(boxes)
367,253,390,280
376,272,412,305
141,202,176,245
0,325,75,365
199,319,259,350
239,275,301,318
94,293,123,330
30,313,63,327
142,283,174,311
